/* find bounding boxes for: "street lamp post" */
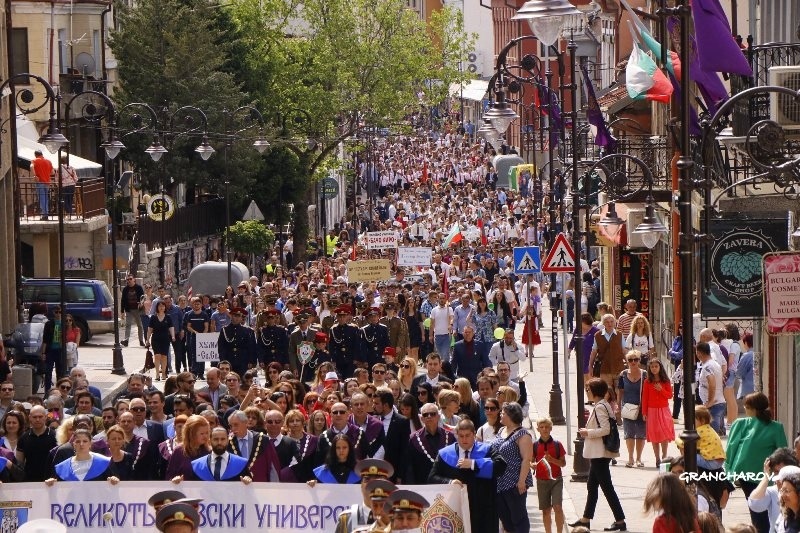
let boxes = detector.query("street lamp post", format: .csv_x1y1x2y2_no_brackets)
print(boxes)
219,106,269,287
65,89,127,374
0,73,69,343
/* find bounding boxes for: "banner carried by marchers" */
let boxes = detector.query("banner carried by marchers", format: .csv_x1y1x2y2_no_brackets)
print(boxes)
365,230,397,250
195,332,219,361
397,247,433,267
347,259,391,283
0,482,471,532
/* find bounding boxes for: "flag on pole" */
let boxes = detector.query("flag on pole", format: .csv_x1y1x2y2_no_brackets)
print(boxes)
443,222,463,248
350,235,357,261
187,286,193,298
477,217,488,246
441,270,449,300
580,63,617,150
692,0,752,76
626,42,673,103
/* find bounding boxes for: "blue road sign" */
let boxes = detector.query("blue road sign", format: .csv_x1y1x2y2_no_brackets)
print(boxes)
513,246,541,274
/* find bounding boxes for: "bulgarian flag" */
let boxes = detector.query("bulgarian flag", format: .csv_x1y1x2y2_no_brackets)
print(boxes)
626,42,673,103
443,222,462,248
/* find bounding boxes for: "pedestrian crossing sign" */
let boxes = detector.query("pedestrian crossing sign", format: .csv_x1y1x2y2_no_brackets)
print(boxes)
542,233,576,273
513,246,541,274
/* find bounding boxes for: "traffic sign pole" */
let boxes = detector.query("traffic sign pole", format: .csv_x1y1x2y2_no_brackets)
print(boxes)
527,278,534,373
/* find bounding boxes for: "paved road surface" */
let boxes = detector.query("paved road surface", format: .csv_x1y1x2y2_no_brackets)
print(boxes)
69,304,752,532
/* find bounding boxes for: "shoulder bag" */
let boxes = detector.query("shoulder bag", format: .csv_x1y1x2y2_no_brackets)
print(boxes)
593,402,620,453
621,371,642,420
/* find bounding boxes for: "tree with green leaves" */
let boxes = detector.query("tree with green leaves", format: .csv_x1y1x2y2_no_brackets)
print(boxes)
109,0,256,202
227,0,474,264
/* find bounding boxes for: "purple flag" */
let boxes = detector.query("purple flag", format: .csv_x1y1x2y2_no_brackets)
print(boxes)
535,77,562,148
668,16,728,117
668,71,701,135
692,0,752,76
580,63,616,149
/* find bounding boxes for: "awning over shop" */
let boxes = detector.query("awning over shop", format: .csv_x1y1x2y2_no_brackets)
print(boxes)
449,79,490,102
15,115,103,178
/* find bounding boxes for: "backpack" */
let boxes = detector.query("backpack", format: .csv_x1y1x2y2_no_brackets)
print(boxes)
533,438,562,460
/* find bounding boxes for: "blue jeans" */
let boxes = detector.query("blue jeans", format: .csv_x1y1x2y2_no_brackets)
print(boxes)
37,182,49,215
709,403,726,434
434,334,451,363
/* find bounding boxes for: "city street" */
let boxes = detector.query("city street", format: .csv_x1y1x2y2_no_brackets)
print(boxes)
69,300,754,532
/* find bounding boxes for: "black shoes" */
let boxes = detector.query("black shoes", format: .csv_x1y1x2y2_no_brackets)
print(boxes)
121,340,128,347
604,522,627,531
569,519,590,528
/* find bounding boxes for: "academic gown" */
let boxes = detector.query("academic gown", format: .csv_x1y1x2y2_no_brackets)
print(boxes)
228,432,282,483
190,453,250,481
54,453,112,481
312,464,361,484
279,433,319,483
406,427,455,484
429,442,499,533
315,425,368,466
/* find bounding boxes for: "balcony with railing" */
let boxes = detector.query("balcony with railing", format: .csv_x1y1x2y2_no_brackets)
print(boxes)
135,198,227,249
19,177,106,222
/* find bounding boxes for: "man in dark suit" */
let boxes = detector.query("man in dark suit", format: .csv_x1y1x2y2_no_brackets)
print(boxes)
429,419,500,533
451,326,492,389
348,392,385,459
190,426,252,483
315,402,367,466
410,353,452,396
195,367,228,410
406,403,454,484
372,390,409,481
263,410,299,469
226,410,281,482
129,397,166,445
287,312,319,377
164,372,199,416
117,410,159,480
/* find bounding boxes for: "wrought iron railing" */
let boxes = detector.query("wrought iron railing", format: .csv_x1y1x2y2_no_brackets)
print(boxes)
135,198,226,249
19,177,106,220
730,42,800,136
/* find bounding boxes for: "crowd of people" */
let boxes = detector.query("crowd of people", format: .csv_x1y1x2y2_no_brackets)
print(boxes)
1,127,798,533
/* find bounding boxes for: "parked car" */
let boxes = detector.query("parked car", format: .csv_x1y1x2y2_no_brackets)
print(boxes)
21,278,116,344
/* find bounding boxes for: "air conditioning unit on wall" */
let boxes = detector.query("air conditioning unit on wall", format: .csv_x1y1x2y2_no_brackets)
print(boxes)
769,66,800,131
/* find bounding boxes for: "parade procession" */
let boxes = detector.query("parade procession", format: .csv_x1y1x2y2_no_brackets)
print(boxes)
2,0,800,531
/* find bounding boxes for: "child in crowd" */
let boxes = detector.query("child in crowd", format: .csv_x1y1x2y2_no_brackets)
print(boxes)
532,417,567,533
676,405,726,470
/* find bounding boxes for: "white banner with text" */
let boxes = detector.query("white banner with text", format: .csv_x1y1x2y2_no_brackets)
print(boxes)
195,332,219,362
0,482,470,532
397,247,434,267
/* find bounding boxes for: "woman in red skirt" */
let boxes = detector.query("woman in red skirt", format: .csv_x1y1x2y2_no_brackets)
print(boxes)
520,286,542,358
641,359,675,466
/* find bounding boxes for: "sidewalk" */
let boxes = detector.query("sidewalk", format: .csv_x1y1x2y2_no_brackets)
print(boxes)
518,302,751,532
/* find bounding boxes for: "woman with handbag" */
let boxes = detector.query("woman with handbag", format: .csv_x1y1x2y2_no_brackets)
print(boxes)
618,350,645,468
570,378,626,532
641,359,674,467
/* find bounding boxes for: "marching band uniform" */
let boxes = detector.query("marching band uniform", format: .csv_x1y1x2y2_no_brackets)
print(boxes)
53,452,112,481
305,331,334,384
217,308,256,377
329,306,362,379
360,309,389,369
336,459,395,533
288,313,320,376
379,303,409,359
256,310,289,368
